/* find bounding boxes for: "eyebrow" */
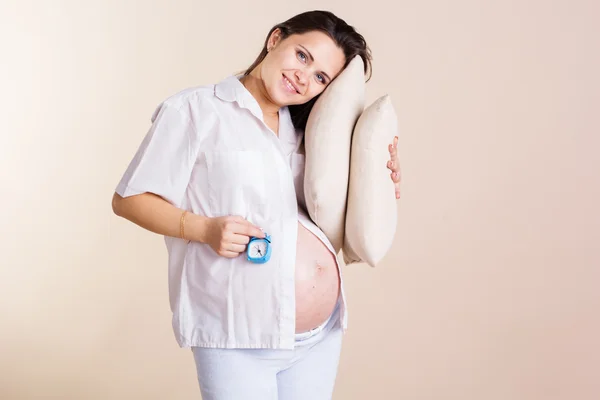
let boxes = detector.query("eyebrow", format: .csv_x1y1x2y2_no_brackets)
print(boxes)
298,44,332,82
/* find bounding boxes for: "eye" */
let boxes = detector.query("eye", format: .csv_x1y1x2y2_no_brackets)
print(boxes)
316,74,326,84
297,51,307,63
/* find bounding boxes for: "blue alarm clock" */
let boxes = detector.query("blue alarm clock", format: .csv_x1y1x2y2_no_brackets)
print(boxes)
247,233,272,264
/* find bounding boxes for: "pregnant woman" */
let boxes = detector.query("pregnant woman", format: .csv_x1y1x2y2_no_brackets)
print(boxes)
112,10,401,400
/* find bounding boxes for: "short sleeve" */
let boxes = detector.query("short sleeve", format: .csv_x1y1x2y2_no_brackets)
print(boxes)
115,101,201,207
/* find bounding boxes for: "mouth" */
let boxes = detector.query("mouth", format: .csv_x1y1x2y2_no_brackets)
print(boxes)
282,74,300,94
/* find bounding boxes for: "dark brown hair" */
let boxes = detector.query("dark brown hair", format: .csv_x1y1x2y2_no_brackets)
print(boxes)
243,10,373,130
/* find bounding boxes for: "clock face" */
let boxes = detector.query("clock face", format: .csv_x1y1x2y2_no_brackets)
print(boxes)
248,240,268,259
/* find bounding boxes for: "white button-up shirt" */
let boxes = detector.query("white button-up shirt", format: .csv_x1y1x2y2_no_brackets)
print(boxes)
115,75,348,349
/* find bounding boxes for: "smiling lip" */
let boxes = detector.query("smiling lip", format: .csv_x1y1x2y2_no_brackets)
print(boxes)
282,74,300,94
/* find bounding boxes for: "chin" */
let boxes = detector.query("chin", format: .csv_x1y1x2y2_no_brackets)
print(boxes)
262,84,284,108
272,91,299,107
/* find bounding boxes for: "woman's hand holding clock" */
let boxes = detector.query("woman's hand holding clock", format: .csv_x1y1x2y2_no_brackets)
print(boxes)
203,215,265,258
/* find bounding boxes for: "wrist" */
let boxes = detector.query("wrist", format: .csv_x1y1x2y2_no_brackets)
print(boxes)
184,213,210,243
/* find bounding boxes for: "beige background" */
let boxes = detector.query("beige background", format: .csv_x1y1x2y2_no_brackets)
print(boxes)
1,0,599,399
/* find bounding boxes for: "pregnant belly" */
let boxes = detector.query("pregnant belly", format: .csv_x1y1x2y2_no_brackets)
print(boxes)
294,221,340,333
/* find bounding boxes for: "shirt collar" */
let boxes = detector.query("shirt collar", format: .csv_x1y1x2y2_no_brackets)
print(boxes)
215,74,300,151
215,74,265,121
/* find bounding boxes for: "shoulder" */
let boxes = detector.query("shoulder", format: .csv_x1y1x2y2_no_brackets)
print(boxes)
146,82,228,137
153,84,217,117
147,74,245,132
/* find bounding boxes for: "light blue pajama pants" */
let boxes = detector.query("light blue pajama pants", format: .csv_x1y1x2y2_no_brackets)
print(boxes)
191,301,343,400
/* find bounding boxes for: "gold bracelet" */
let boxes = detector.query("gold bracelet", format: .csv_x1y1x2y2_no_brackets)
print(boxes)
180,210,188,240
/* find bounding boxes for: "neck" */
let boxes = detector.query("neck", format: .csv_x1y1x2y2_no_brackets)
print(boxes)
240,71,280,119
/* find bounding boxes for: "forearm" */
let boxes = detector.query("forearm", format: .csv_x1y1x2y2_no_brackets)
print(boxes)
111,192,208,243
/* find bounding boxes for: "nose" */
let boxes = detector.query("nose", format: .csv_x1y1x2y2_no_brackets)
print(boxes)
294,69,308,86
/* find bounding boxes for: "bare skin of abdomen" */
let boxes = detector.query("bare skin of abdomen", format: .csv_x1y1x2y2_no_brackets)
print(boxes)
294,221,341,333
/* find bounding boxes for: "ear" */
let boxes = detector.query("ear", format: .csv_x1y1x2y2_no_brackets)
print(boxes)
267,28,283,52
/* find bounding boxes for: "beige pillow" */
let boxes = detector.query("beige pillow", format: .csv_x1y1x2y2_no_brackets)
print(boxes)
303,56,366,252
343,94,399,267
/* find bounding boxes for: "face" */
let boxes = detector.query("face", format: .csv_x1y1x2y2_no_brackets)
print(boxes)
259,29,346,107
